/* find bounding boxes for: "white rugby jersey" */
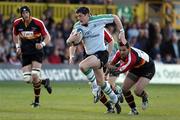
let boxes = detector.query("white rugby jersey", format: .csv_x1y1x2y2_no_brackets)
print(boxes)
73,14,114,55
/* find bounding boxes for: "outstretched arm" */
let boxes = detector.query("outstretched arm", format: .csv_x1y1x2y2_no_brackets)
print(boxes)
113,15,126,44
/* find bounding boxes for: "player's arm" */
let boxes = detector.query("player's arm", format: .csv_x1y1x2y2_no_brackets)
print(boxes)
42,32,51,46
12,22,21,55
69,45,77,64
112,15,126,43
105,51,121,75
13,29,20,48
66,28,83,46
36,19,51,49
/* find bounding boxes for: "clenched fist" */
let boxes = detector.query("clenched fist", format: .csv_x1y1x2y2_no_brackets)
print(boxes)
35,43,43,49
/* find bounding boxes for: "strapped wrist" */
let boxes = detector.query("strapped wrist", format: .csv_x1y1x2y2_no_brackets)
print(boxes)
120,28,124,33
15,43,20,49
41,41,46,47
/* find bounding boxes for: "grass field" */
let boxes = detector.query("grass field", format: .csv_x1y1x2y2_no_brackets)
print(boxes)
0,81,180,120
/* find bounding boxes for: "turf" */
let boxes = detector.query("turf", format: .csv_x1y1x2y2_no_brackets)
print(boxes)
0,81,180,120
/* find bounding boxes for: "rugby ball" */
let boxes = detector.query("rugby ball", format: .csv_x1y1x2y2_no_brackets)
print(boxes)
66,28,83,46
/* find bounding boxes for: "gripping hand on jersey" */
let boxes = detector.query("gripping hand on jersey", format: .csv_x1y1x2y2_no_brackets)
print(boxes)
109,68,121,76
107,63,121,76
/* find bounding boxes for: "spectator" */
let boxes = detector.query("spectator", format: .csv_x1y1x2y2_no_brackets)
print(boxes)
8,52,21,65
48,47,62,64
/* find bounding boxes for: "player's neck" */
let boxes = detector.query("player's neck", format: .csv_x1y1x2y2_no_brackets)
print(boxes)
24,16,32,27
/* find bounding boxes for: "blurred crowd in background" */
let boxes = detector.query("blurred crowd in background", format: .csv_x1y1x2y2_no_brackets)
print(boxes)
0,1,180,65
8,0,114,4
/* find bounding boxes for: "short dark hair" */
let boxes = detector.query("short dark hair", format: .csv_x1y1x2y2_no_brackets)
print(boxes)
75,7,90,15
20,6,31,15
118,41,130,48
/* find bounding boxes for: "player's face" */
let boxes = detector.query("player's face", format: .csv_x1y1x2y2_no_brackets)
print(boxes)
76,13,89,25
119,46,129,60
21,11,30,21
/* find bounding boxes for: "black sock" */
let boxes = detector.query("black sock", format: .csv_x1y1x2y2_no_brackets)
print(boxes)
41,79,46,85
33,81,41,103
123,90,136,109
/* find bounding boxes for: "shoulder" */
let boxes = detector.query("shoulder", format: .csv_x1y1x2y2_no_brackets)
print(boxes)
32,17,45,26
73,21,81,28
13,18,23,26
89,14,113,21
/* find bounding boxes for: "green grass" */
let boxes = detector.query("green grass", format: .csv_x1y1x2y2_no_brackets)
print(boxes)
0,81,180,120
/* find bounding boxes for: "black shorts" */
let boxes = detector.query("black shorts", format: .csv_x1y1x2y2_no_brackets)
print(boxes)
85,50,109,68
129,59,155,80
21,53,43,67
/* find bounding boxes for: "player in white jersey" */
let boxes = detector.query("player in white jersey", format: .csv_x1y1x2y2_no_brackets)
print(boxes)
67,7,125,114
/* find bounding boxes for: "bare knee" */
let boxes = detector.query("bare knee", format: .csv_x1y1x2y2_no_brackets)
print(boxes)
134,88,143,96
31,68,41,83
79,63,88,72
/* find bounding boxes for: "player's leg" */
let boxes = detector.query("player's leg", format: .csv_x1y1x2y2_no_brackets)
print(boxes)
122,72,139,115
31,61,42,108
22,65,32,83
79,55,121,114
134,62,155,110
134,77,149,110
21,54,32,83
94,67,121,114
84,68,100,103
107,75,123,103
22,68,52,94
40,71,52,94
79,56,100,103
99,91,115,113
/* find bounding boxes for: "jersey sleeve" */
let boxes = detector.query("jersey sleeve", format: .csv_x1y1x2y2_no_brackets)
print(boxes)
98,14,114,24
13,19,20,35
111,50,121,65
34,18,49,37
115,51,137,73
39,21,49,37
104,29,113,43
91,14,114,25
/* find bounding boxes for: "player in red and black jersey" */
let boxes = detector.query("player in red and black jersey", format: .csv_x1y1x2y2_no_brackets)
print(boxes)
13,6,52,108
107,39,156,115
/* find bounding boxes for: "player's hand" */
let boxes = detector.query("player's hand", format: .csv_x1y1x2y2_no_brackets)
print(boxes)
109,68,121,76
66,33,82,46
16,48,21,56
35,43,43,49
106,63,120,76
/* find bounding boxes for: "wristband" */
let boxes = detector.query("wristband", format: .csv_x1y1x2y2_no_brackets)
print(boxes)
41,41,46,47
15,43,20,49
120,28,124,33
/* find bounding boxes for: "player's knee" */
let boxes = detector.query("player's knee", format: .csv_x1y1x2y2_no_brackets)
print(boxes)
79,63,87,72
122,86,129,93
122,88,127,94
122,88,132,97
23,72,32,83
31,68,41,81
134,89,142,97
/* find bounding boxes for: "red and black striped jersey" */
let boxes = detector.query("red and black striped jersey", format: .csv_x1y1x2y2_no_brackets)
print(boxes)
111,47,150,73
104,29,113,44
13,17,49,54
